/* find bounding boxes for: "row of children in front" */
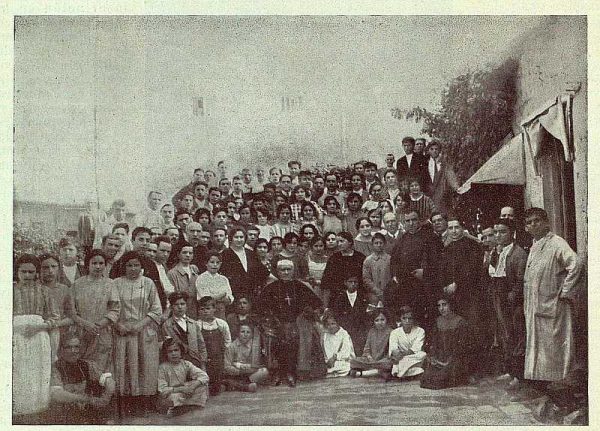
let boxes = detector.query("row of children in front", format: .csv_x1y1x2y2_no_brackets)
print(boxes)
158,286,470,418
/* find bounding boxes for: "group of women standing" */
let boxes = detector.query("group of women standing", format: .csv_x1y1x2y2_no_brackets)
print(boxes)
13,250,162,418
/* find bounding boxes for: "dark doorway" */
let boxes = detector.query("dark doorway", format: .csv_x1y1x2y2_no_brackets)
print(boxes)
537,130,577,251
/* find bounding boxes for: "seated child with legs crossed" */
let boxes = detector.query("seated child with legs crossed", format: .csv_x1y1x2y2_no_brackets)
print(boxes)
383,306,426,381
223,324,269,392
158,338,209,417
322,312,356,378
349,308,393,377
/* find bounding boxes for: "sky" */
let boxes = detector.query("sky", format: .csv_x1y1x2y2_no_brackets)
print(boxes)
13,15,547,211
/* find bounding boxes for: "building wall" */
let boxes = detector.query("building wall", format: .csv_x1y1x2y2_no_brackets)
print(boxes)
14,201,85,234
510,16,587,257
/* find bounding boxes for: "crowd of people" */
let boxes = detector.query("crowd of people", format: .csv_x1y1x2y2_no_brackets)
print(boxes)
13,136,587,424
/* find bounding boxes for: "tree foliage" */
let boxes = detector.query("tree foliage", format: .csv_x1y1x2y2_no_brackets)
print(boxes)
391,58,519,182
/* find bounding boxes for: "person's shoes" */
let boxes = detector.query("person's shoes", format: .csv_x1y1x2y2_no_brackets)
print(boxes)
381,371,393,382
506,377,521,391
286,375,296,387
272,376,282,386
534,399,565,424
209,384,224,396
510,387,543,402
468,375,479,385
247,382,258,393
496,373,512,381
349,369,362,378
166,407,175,418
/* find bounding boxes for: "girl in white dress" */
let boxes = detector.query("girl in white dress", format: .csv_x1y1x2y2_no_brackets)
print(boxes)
387,306,426,379
322,313,355,377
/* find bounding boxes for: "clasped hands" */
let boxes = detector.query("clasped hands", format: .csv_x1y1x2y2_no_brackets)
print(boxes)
115,321,145,335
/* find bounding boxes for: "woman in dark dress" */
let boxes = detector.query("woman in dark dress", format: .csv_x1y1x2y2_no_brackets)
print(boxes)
420,296,471,389
320,232,366,308
219,227,270,301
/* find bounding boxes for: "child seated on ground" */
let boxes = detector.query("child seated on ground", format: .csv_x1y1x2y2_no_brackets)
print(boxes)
223,324,270,392
383,306,426,380
157,338,209,417
197,296,232,396
349,308,393,377
322,312,355,377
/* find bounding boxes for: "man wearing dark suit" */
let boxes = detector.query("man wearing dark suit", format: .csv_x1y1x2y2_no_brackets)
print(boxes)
500,206,533,252
423,141,459,215
329,275,370,356
396,136,428,187
382,212,403,254
489,219,528,386
57,237,86,287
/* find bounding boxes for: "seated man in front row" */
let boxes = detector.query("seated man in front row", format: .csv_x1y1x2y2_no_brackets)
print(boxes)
47,335,116,424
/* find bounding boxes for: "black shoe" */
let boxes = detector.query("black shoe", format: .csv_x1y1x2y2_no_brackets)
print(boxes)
272,376,282,386
381,371,393,382
286,375,296,387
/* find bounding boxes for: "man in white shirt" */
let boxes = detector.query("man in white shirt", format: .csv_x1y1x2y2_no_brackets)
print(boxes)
93,199,129,248
378,153,395,181
396,136,428,186
424,141,458,215
230,176,245,200
152,235,175,298
489,219,528,388
364,162,380,194
499,206,532,251
101,234,122,277
382,212,402,254
414,138,427,156
57,237,84,287
250,167,266,194
218,178,232,196
288,161,301,185
136,191,164,228
217,160,229,180
240,168,254,194
193,181,210,210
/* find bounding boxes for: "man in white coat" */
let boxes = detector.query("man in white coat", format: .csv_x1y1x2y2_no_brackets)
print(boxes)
523,207,584,383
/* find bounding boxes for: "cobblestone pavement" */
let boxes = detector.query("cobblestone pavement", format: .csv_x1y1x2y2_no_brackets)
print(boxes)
126,376,544,426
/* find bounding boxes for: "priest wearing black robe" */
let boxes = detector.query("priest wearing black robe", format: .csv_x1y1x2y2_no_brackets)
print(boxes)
388,209,443,329
257,259,325,386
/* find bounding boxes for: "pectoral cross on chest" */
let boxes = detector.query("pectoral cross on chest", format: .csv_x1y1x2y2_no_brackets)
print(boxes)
284,292,292,306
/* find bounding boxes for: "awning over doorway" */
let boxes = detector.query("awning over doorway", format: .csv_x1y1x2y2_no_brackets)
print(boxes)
457,134,525,194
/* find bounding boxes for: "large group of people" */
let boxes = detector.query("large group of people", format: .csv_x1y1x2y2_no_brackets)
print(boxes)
13,136,587,424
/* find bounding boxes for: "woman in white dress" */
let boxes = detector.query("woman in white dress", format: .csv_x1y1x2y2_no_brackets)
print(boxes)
13,254,57,417
306,236,328,301
387,306,426,379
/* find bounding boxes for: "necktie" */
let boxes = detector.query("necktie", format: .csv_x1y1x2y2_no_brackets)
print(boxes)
490,249,499,268
433,159,439,181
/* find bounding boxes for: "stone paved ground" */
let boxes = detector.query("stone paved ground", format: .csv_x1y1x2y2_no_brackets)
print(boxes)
126,376,544,426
